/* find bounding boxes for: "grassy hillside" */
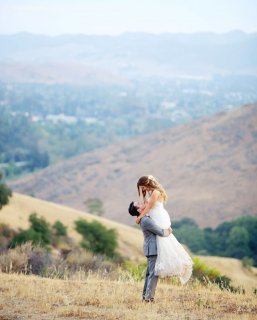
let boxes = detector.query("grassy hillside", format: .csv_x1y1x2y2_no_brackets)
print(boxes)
0,193,143,260
199,256,257,292
0,272,256,320
1,193,257,292
9,103,257,228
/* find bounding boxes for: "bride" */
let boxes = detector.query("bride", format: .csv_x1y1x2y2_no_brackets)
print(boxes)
135,175,193,284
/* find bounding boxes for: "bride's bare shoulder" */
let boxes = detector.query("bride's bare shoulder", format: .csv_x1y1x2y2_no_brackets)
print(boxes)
151,189,165,203
152,189,160,196
154,189,165,202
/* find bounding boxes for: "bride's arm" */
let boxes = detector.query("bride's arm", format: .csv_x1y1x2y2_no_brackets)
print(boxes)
135,189,160,224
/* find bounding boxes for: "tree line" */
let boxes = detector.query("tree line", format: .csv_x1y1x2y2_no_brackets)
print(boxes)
173,216,257,266
0,108,49,177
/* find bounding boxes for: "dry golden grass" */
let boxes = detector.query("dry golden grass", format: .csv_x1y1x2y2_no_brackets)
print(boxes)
1,193,257,293
199,256,257,293
0,272,256,320
0,193,144,260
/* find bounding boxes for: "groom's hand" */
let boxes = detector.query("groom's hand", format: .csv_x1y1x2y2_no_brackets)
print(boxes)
135,216,141,224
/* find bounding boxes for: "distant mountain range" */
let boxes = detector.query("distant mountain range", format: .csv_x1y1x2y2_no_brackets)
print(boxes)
0,30,257,83
9,102,257,228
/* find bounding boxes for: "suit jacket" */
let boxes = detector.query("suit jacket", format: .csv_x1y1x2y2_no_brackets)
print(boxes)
140,216,169,257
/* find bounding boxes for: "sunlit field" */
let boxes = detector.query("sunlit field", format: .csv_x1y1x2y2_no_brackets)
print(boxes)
0,271,256,320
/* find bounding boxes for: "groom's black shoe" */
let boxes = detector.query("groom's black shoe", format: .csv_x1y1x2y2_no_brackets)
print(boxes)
143,298,155,303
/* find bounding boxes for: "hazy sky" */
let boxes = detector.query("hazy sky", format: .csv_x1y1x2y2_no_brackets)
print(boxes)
0,0,257,35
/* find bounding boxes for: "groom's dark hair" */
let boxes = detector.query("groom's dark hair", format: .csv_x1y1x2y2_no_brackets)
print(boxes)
128,201,140,217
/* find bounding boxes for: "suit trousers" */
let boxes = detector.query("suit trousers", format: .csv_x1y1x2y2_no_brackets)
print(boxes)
143,255,158,300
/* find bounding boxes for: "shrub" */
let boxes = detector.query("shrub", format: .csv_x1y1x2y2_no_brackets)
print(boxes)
84,198,104,216
90,254,115,273
0,242,51,275
65,248,94,271
29,213,51,246
192,257,245,293
9,213,52,248
75,219,118,258
51,220,71,249
0,172,12,209
192,257,221,283
52,220,67,237
0,243,29,273
9,229,42,248
122,260,147,281
242,257,253,270
28,246,51,275
0,224,17,251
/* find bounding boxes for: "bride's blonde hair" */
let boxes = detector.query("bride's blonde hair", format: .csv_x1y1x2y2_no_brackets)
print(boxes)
137,175,168,203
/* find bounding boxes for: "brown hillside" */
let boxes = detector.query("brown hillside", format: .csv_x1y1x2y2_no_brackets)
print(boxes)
9,103,257,227
0,62,128,85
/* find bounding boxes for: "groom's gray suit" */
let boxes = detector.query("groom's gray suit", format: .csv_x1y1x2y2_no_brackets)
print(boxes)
140,216,170,301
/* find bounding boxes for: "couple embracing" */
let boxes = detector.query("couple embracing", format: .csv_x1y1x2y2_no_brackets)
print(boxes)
128,175,193,302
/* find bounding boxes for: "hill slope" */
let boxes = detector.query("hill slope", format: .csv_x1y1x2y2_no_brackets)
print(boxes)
1,193,257,292
199,256,257,291
9,103,257,228
1,31,257,79
0,193,143,260
0,62,128,85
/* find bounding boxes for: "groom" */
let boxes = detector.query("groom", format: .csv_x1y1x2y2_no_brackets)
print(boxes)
128,201,172,302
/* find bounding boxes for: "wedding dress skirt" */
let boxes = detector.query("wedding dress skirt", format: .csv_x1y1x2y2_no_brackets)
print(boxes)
149,201,193,284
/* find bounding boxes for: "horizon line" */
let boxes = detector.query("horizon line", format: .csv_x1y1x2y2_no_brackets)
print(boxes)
0,29,257,37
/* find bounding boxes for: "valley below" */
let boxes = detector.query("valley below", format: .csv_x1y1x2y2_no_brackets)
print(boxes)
8,103,257,228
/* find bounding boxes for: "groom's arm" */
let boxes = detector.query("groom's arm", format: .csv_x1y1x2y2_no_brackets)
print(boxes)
142,218,171,237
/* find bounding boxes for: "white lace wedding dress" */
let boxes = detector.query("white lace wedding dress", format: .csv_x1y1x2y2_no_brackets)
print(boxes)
149,201,193,284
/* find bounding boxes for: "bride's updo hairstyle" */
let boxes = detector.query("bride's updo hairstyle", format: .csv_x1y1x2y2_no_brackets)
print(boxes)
137,175,168,203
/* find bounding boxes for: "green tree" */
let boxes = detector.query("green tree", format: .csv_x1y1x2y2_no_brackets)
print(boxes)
170,215,257,265
203,228,220,255
52,220,67,237
225,226,250,259
172,217,198,229
9,213,51,248
75,219,118,258
173,223,205,253
84,198,104,216
29,213,51,245
0,172,12,209
9,229,42,248
234,216,257,262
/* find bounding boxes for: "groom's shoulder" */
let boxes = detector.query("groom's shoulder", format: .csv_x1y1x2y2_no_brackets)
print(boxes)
141,216,150,222
140,216,152,227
